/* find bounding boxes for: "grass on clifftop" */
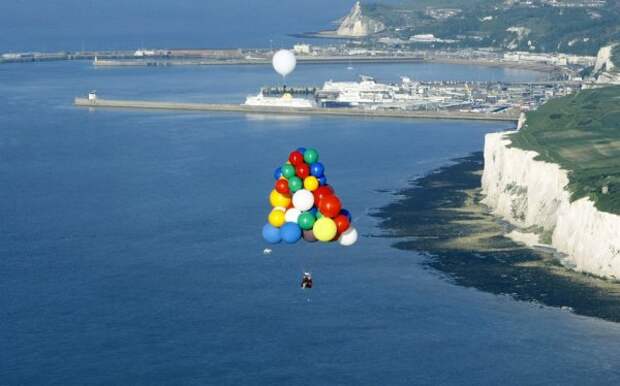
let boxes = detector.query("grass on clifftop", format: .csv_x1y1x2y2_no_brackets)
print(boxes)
509,86,620,215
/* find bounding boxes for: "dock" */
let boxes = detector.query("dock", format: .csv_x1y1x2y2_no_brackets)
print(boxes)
74,97,519,122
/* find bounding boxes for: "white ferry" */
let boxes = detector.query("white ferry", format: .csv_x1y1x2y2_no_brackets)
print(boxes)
318,75,432,108
244,92,316,109
317,75,468,110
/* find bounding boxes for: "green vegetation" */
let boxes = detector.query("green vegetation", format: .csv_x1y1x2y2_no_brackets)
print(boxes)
363,0,620,55
509,86,620,214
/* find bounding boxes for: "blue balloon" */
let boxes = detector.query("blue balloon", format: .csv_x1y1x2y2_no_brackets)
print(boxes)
340,209,352,222
297,147,306,154
262,223,281,244
318,176,327,186
274,167,282,180
309,207,318,216
310,162,325,177
280,222,302,244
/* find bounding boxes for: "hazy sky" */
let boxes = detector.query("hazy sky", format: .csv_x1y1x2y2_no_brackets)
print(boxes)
0,0,401,52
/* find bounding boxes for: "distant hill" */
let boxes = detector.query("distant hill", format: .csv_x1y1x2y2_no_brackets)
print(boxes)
362,0,620,55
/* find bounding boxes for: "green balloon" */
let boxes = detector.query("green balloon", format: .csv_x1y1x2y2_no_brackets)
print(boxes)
298,212,316,230
303,148,319,164
288,176,303,192
281,164,296,179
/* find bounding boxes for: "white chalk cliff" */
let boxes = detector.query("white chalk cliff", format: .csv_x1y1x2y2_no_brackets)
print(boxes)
336,1,385,37
592,43,620,85
481,132,620,279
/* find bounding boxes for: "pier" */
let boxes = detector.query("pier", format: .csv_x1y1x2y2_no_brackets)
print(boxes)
74,97,519,122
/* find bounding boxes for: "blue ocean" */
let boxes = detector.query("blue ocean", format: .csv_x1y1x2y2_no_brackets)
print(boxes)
2,1,620,385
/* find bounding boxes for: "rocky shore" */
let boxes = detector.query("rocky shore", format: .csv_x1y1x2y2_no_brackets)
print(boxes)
375,153,620,322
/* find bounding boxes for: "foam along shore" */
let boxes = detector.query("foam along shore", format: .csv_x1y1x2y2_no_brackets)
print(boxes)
482,131,620,279
73,97,519,122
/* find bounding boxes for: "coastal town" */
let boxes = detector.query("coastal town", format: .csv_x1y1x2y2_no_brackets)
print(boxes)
3,1,618,118
70,42,613,118
5,41,616,118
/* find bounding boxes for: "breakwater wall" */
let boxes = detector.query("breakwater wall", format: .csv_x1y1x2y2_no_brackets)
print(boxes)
91,56,557,73
74,97,519,122
92,55,425,67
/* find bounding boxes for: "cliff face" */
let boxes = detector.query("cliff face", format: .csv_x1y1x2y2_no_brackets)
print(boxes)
482,132,620,279
336,1,385,37
592,44,620,84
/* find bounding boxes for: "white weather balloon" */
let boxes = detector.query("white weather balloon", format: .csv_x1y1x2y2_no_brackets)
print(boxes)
284,208,301,223
338,226,358,247
272,49,297,78
292,189,314,211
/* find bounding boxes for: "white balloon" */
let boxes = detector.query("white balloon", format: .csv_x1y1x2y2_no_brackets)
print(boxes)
272,49,296,78
292,189,314,211
338,226,358,247
284,208,301,223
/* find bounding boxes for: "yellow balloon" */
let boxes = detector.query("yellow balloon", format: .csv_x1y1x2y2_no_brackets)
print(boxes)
269,189,291,208
268,208,286,227
313,217,337,242
303,176,319,191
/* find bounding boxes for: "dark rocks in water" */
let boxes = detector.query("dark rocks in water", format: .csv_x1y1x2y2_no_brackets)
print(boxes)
374,152,620,323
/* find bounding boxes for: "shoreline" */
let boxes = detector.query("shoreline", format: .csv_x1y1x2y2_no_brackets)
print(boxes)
374,152,620,323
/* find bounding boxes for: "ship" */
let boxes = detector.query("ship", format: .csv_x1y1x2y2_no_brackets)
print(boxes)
244,91,316,108
317,75,443,109
317,75,396,107
315,75,483,111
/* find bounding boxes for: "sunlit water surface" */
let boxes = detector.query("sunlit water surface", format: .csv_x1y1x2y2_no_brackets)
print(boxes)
1,61,620,385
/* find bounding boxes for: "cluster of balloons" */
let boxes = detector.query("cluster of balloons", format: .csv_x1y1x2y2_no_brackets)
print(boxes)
262,147,358,247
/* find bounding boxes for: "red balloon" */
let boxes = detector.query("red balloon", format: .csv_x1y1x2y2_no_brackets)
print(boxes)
334,214,350,234
275,179,289,194
319,195,342,218
313,185,334,206
289,151,304,166
296,163,310,179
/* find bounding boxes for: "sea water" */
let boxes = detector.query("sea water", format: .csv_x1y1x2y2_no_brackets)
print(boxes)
2,60,620,385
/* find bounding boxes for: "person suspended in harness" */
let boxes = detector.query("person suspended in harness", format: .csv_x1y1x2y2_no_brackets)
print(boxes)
301,272,313,289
